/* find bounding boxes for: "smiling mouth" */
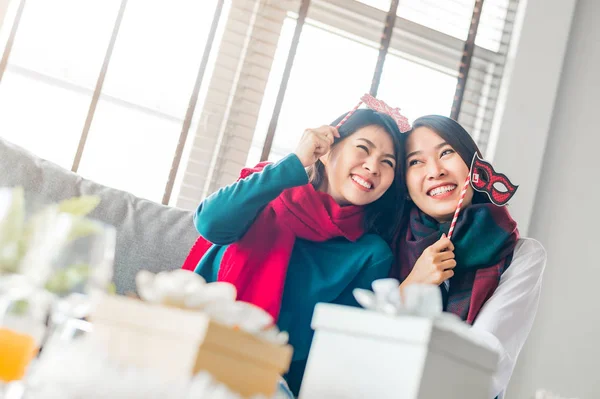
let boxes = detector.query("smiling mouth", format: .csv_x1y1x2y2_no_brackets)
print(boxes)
427,184,457,197
351,175,373,191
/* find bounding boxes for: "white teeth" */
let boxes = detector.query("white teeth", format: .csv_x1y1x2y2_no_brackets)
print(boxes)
351,175,372,189
428,185,456,197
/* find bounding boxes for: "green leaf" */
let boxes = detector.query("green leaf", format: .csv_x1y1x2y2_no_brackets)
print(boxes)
10,299,30,315
45,263,90,296
68,217,102,241
107,282,117,295
17,204,60,270
0,187,25,273
0,186,25,241
58,196,101,216
0,242,20,273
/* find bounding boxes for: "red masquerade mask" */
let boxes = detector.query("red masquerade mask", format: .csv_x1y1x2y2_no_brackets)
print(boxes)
470,154,518,206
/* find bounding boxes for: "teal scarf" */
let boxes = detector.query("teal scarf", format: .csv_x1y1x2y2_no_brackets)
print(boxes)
393,203,519,323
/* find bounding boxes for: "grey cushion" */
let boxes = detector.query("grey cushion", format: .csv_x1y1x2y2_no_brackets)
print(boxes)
1,137,199,294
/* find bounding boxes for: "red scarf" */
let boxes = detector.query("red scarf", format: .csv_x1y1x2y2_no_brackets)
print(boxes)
182,163,365,320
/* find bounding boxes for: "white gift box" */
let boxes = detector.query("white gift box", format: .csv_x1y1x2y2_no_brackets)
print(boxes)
299,304,497,399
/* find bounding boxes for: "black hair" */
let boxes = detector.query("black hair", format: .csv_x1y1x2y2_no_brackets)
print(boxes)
307,108,406,243
407,114,489,204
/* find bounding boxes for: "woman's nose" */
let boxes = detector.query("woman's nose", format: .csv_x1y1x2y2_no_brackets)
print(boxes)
426,160,446,179
363,157,380,175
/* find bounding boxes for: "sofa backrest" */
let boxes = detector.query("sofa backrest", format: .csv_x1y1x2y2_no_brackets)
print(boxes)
1,137,198,294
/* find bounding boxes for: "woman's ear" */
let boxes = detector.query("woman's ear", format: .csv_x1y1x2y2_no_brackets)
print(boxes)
320,139,340,167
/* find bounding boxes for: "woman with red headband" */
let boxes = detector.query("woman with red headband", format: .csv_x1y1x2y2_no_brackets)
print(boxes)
182,104,409,395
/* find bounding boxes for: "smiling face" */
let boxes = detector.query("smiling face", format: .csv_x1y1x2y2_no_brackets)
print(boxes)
405,126,474,222
320,124,397,206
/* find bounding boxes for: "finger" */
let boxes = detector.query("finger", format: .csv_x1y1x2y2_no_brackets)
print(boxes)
313,131,331,147
435,250,455,262
329,126,341,138
314,145,331,158
442,234,454,252
323,128,336,144
308,129,332,146
431,234,452,252
325,131,335,145
315,125,333,135
319,126,340,140
434,258,456,272
441,269,454,281
312,127,334,145
433,269,454,285
440,259,457,270
313,136,332,156
301,128,312,141
432,271,446,285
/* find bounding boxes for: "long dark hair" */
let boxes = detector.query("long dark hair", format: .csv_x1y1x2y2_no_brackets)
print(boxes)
407,114,489,205
307,108,406,243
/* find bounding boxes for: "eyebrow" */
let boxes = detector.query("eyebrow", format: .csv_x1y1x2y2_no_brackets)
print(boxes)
357,138,395,160
406,141,450,159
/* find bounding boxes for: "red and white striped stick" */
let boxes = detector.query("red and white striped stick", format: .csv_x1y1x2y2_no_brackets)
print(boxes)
447,174,471,240
335,100,363,129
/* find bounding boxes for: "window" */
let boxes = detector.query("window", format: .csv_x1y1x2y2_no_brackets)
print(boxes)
77,0,219,202
1,0,521,208
359,0,513,51
248,17,380,165
377,53,456,121
0,0,219,203
0,0,119,169
246,0,518,169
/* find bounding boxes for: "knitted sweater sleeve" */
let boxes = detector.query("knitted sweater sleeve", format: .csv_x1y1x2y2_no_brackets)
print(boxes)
194,154,308,245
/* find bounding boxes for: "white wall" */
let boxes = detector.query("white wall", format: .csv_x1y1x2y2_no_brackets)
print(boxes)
506,0,600,397
0,0,10,32
488,0,576,236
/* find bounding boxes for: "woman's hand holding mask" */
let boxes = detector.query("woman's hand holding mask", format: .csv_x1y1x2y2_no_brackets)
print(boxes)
400,234,456,289
294,125,340,167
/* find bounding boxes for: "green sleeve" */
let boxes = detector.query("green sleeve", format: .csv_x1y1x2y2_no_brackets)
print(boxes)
194,154,309,245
